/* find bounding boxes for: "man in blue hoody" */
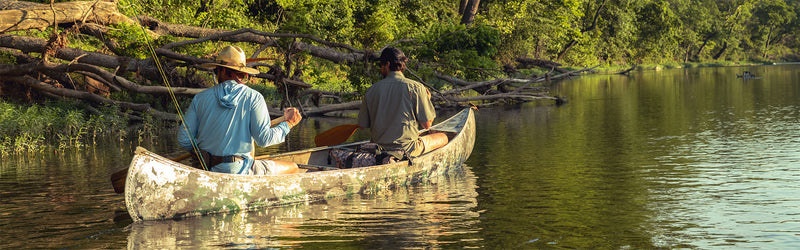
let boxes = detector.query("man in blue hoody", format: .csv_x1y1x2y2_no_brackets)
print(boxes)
178,45,302,175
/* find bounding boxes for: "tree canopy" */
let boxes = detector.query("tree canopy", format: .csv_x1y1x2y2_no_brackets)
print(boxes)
1,0,798,119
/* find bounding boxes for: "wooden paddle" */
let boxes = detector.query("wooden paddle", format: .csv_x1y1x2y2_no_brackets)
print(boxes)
314,124,360,147
111,116,287,193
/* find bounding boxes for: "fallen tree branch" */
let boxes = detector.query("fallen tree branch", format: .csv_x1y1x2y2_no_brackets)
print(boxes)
0,2,595,123
617,65,637,75
301,100,361,117
10,75,178,121
0,0,132,33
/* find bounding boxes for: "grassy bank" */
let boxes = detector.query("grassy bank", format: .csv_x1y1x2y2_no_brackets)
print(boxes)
0,83,287,155
0,100,161,155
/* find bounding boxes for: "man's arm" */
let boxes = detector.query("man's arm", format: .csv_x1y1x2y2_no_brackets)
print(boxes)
414,84,436,130
357,98,371,129
251,99,290,147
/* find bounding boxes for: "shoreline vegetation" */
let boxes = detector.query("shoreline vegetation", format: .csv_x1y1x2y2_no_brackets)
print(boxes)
1,0,798,154
0,99,166,154
0,61,780,155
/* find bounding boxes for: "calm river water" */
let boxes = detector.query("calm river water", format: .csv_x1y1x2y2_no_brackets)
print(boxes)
1,64,799,249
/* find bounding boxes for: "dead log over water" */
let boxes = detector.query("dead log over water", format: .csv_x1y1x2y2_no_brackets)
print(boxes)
0,0,592,123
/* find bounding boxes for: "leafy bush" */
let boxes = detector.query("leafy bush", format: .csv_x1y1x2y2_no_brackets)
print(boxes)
416,24,501,80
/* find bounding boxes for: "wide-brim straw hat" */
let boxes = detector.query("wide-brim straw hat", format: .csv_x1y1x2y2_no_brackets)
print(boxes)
199,46,260,75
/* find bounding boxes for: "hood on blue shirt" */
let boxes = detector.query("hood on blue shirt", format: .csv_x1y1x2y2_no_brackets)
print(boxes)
214,80,245,109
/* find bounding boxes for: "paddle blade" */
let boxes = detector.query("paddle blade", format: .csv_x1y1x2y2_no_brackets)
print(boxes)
315,124,359,147
111,169,127,193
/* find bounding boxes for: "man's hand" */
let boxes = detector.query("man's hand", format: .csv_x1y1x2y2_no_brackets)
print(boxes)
421,119,433,129
284,107,302,127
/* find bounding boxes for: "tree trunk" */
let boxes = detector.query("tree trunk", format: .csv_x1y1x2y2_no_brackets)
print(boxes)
195,0,214,18
764,26,773,58
713,41,727,60
460,0,479,25
0,0,132,33
693,34,713,62
556,40,578,62
458,0,468,15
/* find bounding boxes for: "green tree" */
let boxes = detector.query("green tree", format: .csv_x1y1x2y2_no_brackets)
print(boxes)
634,0,682,63
479,0,584,64
708,0,754,61
750,0,796,59
672,0,722,62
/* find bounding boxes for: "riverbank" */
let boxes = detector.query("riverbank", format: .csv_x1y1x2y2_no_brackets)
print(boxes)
0,100,164,155
2,60,792,154
578,60,787,74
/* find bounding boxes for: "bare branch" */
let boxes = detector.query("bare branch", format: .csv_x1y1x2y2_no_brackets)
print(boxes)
9,75,178,121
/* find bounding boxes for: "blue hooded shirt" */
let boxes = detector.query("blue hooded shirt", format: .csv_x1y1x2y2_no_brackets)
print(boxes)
178,80,291,174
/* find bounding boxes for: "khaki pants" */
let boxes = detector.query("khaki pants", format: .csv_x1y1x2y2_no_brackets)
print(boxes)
408,132,449,157
249,159,300,175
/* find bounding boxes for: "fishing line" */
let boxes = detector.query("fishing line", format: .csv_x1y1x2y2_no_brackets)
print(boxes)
122,0,208,171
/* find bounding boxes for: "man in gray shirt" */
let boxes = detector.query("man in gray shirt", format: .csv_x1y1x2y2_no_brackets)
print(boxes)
358,47,437,157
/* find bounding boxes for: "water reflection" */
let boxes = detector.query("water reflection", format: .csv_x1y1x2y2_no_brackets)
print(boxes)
3,65,800,249
466,65,800,248
646,105,800,248
126,165,481,249
0,147,129,249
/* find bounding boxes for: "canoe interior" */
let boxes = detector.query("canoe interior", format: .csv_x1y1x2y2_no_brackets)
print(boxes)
266,130,456,170
264,109,468,171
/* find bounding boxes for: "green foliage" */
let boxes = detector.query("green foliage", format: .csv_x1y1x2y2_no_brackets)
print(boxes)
270,0,455,48
306,62,363,94
0,50,15,64
119,0,266,30
481,0,584,61
476,0,798,65
414,24,500,80
344,62,382,94
634,1,683,63
247,82,281,102
106,22,154,58
749,0,797,58
276,0,359,43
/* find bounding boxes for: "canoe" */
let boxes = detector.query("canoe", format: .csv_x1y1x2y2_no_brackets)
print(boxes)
125,108,476,221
